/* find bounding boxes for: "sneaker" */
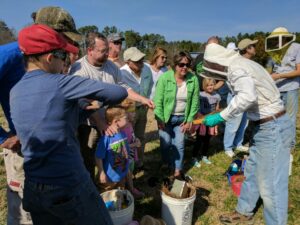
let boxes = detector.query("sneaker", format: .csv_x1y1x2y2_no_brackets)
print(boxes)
191,158,201,168
132,188,145,199
225,150,235,158
219,211,254,224
234,145,249,152
202,156,212,165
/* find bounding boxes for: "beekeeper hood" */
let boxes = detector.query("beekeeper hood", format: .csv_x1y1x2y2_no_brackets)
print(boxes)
201,43,240,81
265,27,295,52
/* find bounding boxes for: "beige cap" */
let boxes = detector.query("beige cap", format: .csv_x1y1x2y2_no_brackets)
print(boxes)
238,38,258,50
123,47,145,62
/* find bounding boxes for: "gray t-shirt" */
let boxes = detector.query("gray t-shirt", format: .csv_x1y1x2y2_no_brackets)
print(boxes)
69,56,130,126
266,43,300,92
69,56,130,89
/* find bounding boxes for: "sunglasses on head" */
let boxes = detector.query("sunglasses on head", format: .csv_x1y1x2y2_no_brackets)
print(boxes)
113,40,122,45
177,63,190,68
51,49,68,61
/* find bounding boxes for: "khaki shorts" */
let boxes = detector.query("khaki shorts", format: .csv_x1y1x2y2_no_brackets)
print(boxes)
3,149,32,225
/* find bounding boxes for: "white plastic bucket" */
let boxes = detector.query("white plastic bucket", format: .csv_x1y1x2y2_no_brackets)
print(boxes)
161,190,196,225
101,190,134,225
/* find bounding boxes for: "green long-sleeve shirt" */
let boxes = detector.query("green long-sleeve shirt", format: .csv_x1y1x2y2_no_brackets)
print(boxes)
153,70,199,123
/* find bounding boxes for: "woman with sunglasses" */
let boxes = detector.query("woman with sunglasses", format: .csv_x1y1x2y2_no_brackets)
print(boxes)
154,51,199,178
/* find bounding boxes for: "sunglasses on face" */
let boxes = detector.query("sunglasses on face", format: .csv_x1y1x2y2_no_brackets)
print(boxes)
113,41,122,45
131,58,144,64
177,63,190,68
52,50,68,61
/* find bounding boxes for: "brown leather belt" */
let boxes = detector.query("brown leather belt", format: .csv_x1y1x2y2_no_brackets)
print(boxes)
254,110,286,125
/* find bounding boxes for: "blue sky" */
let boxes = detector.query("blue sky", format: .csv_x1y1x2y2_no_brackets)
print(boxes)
1,0,299,42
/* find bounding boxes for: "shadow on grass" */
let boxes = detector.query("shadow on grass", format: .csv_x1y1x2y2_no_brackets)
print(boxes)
192,187,210,223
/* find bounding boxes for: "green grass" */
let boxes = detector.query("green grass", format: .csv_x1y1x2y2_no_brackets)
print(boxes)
0,107,299,225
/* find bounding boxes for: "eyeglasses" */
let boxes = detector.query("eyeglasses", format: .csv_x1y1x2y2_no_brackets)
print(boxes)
248,44,256,49
93,47,108,54
113,41,122,45
131,58,144,64
177,63,190,68
52,50,67,61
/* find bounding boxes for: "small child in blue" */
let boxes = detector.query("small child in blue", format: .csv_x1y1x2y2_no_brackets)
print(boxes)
96,106,130,190
191,78,221,168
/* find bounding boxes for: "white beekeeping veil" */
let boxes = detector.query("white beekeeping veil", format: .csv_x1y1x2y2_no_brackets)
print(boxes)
265,27,295,52
201,43,239,80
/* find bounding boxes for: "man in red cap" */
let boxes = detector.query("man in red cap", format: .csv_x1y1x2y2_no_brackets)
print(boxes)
10,24,126,225
0,6,84,225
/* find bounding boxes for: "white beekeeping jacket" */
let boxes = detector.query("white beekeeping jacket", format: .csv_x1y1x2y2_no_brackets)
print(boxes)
203,43,284,121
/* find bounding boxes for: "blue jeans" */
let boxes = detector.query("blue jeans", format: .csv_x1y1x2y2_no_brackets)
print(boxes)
159,115,185,170
23,178,113,225
224,93,248,151
280,89,298,148
236,114,292,225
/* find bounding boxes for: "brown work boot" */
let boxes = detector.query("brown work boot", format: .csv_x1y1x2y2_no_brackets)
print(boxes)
219,211,254,224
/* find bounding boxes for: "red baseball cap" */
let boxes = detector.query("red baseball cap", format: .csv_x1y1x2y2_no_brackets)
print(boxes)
18,24,78,55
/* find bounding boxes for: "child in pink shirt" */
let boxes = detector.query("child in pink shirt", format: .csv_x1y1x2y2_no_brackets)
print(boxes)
121,99,145,198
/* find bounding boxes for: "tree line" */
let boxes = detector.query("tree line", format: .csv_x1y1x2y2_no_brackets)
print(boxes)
78,25,300,66
1,21,300,66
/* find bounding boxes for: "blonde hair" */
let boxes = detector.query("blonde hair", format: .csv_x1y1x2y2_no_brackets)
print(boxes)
150,47,167,65
202,78,216,91
105,106,126,124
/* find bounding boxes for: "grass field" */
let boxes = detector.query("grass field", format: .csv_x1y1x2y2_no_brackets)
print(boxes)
0,108,299,225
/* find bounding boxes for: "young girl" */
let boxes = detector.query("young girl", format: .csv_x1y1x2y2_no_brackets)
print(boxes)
191,78,221,168
120,99,145,198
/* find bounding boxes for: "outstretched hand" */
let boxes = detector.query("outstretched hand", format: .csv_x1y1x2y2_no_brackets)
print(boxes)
141,97,155,109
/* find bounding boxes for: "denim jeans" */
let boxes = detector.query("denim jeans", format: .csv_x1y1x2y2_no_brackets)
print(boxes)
159,115,185,170
224,93,248,151
236,114,292,225
280,89,298,149
23,178,113,225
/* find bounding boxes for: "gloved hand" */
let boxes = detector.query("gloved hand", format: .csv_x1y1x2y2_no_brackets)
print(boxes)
203,112,225,127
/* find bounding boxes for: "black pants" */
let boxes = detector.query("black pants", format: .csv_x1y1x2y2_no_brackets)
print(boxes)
192,127,211,159
77,125,100,183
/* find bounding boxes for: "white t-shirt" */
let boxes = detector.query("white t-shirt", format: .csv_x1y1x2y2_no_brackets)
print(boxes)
144,63,168,99
172,81,187,115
